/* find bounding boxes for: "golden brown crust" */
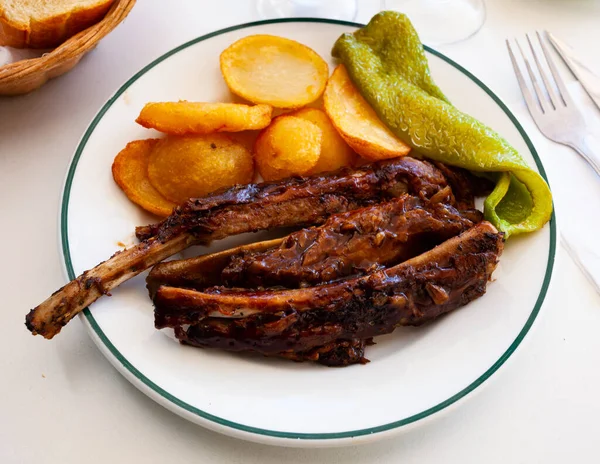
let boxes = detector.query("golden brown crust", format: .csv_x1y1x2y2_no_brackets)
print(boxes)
0,0,115,49
0,0,135,95
0,10,27,47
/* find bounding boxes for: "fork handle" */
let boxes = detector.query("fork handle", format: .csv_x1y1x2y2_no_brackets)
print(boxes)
570,134,600,177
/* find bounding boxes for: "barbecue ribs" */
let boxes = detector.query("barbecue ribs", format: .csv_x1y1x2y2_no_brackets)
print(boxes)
157,222,504,365
148,195,481,293
221,196,481,289
27,157,462,339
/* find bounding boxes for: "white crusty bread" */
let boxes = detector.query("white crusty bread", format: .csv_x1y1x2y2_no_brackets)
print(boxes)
0,0,115,49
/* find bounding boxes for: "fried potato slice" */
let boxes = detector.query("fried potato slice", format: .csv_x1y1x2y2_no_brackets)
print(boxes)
135,101,273,135
112,139,176,217
148,134,254,204
254,115,322,181
290,107,357,174
220,35,329,109
324,64,411,161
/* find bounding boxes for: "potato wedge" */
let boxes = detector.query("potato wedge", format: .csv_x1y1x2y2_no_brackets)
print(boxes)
112,139,176,217
136,101,273,135
220,35,329,109
254,115,322,181
148,134,254,204
290,107,357,173
324,64,411,161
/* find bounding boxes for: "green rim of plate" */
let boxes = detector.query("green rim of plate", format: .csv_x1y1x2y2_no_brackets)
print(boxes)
61,18,556,441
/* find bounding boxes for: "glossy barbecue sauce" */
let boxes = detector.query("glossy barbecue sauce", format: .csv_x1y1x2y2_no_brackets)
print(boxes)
158,223,504,366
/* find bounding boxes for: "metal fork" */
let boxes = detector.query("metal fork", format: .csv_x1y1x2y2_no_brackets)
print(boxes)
508,32,600,295
506,31,600,175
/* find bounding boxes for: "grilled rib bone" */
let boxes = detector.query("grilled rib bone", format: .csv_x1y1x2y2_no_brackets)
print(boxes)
148,195,480,294
146,238,285,297
27,157,451,339
154,222,504,330
221,196,480,289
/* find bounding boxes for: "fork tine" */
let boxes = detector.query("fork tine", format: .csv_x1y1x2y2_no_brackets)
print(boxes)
526,33,559,110
516,38,549,114
538,31,572,106
506,39,541,119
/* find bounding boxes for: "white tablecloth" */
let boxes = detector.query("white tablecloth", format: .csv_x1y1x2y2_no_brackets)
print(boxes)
2,1,600,462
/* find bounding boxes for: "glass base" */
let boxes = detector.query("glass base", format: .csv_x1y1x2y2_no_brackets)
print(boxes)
257,0,358,21
381,0,486,46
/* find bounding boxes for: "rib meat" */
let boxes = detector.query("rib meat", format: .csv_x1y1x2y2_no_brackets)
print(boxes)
134,156,452,241
155,222,504,366
433,162,494,210
147,195,481,294
179,329,370,366
26,157,453,339
146,238,286,297
276,339,371,366
221,196,481,289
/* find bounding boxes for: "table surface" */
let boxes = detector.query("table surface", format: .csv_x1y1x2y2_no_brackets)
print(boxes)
2,0,600,462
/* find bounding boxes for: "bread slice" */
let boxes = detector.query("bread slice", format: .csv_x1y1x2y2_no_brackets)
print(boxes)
0,0,115,49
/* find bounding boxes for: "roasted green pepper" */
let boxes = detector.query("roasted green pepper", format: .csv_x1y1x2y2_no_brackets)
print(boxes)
332,11,552,237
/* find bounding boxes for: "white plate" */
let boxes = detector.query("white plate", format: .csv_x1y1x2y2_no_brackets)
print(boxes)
62,19,556,447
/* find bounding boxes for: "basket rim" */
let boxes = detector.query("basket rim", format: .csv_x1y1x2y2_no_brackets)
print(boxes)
0,0,136,82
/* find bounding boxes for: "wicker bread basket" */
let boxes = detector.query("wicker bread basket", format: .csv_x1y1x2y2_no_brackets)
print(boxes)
0,0,136,96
